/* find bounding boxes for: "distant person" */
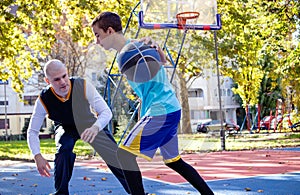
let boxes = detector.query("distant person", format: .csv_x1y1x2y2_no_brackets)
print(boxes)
27,59,145,195
91,11,214,195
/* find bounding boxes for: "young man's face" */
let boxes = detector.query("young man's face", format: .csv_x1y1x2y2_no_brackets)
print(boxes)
45,67,70,98
92,25,114,50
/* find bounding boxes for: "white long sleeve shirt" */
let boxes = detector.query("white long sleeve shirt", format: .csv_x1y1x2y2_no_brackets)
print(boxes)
27,80,112,156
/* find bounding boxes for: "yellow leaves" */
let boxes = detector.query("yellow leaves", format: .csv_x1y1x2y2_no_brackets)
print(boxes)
127,94,136,101
1,0,139,95
232,66,264,107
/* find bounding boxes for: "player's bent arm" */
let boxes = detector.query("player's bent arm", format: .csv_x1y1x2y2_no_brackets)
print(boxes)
137,37,167,64
27,98,48,156
85,81,113,130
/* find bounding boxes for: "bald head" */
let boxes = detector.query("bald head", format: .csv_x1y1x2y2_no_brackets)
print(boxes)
44,59,66,78
43,59,70,98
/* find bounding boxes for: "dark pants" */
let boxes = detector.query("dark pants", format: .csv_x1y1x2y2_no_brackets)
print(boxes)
54,127,144,195
89,128,145,195
54,131,76,195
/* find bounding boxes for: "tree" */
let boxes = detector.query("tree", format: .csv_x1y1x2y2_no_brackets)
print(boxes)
0,0,138,95
213,0,300,129
230,66,264,130
1,0,61,95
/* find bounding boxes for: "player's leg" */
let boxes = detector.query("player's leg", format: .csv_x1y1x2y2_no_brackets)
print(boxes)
165,158,214,195
54,127,77,195
90,128,144,194
159,111,214,195
116,148,145,195
119,115,170,194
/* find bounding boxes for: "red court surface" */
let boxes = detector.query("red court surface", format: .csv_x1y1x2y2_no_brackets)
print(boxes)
77,149,300,183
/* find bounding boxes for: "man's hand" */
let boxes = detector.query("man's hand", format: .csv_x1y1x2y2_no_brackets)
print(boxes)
81,125,99,143
34,154,51,177
138,37,167,64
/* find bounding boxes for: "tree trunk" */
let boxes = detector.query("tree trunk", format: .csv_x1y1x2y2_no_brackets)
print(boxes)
177,69,192,134
245,104,251,131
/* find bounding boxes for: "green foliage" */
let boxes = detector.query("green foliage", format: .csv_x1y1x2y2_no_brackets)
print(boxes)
215,0,300,112
0,0,138,95
1,0,61,93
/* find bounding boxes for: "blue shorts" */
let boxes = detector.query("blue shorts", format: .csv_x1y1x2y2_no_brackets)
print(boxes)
120,110,181,163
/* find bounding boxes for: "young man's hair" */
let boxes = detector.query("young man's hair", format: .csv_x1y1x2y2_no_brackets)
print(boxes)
91,12,122,33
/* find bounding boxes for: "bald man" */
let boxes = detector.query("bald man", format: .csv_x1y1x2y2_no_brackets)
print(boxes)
27,59,145,195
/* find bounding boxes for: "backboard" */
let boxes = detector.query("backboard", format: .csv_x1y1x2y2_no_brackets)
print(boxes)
138,0,221,30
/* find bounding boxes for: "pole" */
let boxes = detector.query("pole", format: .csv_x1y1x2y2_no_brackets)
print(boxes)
214,31,225,150
4,82,8,141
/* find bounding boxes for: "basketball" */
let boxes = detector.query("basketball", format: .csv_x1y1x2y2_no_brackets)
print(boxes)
118,41,162,83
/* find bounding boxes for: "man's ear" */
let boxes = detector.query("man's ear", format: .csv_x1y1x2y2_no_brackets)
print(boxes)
107,27,116,34
44,77,50,84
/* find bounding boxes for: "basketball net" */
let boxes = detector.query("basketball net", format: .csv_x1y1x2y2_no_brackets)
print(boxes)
176,11,200,31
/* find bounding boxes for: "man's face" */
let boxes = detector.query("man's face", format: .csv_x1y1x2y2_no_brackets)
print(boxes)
92,25,114,50
45,67,70,98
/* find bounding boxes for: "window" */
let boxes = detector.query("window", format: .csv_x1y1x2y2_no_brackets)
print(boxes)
23,95,38,106
188,88,204,97
0,119,10,129
191,110,206,120
24,118,30,125
227,89,232,96
92,72,97,81
0,101,8,106
222,89,226,97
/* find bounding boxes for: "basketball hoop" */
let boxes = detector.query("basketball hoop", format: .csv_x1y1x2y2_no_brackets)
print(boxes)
176,11,200,30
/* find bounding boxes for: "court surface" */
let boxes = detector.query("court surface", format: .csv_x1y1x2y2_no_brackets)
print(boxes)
0,148,299,195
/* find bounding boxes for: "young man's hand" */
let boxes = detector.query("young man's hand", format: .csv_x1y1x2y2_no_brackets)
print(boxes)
34,153,51,177
138,37,167,64
81,125,99,143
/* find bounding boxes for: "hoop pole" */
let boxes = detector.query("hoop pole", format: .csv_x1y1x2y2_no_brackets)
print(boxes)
138,11,222,30
170,29,188,83
162,29,177,67
214,31,225,150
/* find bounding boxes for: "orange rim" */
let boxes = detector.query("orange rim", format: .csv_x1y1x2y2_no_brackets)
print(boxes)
176,11,200,20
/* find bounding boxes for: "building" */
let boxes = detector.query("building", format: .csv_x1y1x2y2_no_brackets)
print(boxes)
188,68,241,132
0,75,49,140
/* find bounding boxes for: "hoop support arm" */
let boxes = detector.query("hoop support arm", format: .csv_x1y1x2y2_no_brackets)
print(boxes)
138,11,222,30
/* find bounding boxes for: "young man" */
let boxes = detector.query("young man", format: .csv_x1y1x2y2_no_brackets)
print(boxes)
91,11,214,195
27,59,145,195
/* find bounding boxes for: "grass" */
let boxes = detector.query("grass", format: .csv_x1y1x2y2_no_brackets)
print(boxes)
0,139,95,161
0,132,300,161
